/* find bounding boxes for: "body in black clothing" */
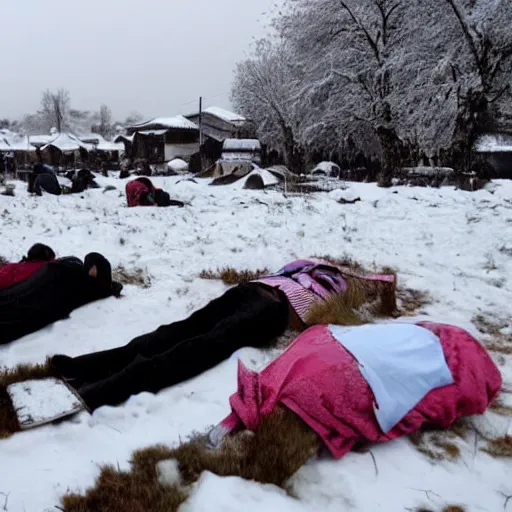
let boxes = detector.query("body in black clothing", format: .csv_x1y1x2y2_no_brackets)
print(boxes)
0,253,121,345
51,283,292,411
28,164,61,196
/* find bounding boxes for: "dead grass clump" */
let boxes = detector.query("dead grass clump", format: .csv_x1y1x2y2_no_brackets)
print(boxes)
409,423,468,462
489,398,512,417
199,267,270,286
112,265,152,288
481,436,512,458
61,451,187,512
305,275,397,327
0,359,56,438
472,314,512,355
485,342,512,355
473,314,509,337
443,507,466,512
397,288,433,316
313,254,398,275
60,406,320,511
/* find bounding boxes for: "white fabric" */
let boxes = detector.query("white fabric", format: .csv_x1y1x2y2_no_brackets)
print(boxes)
328,323,454,433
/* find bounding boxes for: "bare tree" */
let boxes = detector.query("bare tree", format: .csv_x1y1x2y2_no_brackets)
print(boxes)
231,39,307,173
442,0,512,170
92,104,113,138
38,89,70,133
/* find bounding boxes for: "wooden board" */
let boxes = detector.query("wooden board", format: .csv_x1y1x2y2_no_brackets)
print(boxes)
7,378,86,430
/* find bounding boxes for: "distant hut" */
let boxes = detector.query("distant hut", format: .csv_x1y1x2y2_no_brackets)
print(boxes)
40,133,92,167
126,116,199,164
474,133,512,178
185,106,254,170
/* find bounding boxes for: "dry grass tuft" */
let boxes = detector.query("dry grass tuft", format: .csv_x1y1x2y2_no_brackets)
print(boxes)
112,265,152,288
314,254,369,274
397,288,433,316
472,315,512,355
0,359,56,438
199,267,270,286
489,398,512,416
61,454,187,512
305,276,397,327
409,423,468,462
481,436,512,458
61,405,320,512
414,506,465,512
315,254,430,318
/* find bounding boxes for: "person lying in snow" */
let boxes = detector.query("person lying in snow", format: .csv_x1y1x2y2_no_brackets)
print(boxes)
0,243,56,290
50,259,396,411
28,163,62,196
63,322,502,511
65,169,100,194
125,177,185,208
0,253,123,345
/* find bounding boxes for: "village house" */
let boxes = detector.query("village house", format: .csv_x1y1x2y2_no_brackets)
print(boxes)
125,115,199,163
474,133,512,178
185,106,256,169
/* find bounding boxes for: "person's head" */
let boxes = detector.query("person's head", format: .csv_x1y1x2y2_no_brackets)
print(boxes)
24,243,56,262
83,253,122,297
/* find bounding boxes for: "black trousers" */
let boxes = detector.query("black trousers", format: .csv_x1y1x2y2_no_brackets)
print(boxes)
0,254,114,345
53,283,289,410
28,172,61,196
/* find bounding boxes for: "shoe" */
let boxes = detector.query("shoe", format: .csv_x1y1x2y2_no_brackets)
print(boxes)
111,281,123,298
50,354,78,380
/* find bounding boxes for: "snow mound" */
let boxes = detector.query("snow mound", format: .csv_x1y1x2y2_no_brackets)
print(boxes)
233,168,280,189
157,459,182,487
311,162,340,177
182,472,309,512
167,158,189,172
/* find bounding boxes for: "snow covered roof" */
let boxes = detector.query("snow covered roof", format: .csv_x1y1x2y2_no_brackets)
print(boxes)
7,135,35,151
79,133,106,145
0,133,35,152
29,135,53,147
114,134,134,143
222,139,261,151
41,133,92,153
0,137,11,151
474,134,512,153
203,107,246,124
97,141,124,152
137,129,168,136
129,115,198,131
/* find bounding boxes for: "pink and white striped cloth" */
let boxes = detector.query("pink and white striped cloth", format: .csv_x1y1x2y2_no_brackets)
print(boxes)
253,259,395,322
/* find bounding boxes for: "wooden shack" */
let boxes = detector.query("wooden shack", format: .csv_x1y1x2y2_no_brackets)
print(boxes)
126,116,199,163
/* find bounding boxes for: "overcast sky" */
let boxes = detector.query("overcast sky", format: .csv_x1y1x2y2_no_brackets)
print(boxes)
1,0,281,122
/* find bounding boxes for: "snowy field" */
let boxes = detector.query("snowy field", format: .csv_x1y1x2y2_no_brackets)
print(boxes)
1,175,511,512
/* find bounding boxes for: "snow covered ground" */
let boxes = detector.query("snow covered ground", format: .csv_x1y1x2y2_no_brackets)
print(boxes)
0,175,511,512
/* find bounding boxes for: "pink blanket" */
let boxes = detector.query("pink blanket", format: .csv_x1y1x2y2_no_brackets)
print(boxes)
220,322,502,459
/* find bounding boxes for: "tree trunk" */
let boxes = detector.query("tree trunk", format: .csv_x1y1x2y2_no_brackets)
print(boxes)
376,125,401,187
449,88,490,173
283,126,305,174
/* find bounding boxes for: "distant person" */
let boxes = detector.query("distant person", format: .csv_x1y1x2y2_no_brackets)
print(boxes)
0,252,123,345
65,169,100,194
0,243,56,290
125,177,185,207
28,163,61,196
